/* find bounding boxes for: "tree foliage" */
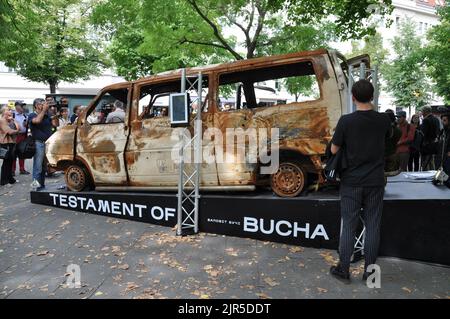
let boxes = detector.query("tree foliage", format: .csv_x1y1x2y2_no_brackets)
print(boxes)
384,20,430,112
1,0,107,93
91,0,393,78
424,4,450,104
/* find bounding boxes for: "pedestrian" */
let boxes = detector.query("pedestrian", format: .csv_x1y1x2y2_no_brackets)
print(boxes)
384,109,402,176
70,105,82,124
12,101,30,175
436,114,450,170
28,98,53,190
420,106,440,171
396,111,415,172
408,114,422,172
0,106,20,186
329,80,391,284
57,107,70,130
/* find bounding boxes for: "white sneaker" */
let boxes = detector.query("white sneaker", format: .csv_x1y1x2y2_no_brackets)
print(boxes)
30,179,41,189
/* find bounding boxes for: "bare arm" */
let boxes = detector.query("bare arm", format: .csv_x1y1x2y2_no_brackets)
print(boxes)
32,104,49,125
0,119,18,135
331,143,340,155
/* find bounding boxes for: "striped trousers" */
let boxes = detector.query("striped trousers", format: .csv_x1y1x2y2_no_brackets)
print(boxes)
338,185,385,272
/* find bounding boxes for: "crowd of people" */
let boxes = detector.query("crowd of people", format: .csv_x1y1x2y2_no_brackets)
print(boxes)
0,97,87,189
384,106,450,174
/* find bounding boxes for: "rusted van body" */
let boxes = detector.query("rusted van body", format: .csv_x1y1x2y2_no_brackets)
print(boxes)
46,49,369,197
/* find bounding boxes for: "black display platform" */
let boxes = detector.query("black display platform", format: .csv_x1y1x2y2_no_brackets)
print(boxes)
30,178,450,266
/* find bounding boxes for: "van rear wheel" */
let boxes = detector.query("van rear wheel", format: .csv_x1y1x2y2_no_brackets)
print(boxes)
271,161,306,197
65,164,89,192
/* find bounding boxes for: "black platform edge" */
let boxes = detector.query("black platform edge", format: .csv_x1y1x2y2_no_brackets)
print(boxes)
30,185,450,266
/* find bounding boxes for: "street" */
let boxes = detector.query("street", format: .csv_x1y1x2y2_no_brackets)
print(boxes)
0,165,449,299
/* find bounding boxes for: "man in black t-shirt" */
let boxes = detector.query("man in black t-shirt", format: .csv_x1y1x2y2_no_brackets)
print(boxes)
329,80,391,284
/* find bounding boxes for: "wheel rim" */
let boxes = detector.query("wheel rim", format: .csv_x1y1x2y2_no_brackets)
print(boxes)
65,166,86,191
271,162,305,197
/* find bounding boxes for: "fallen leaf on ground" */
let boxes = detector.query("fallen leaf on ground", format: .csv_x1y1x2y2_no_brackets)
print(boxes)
289,247,304,253
118,264,129,270
59,220,70,228
317,287,328,293
95,291,104,296
200,294,210,299
225,248,238,256
39,284,49,291
402,287,412,293
24,252,34,258
44,208,52,212
264,277,279,287
319,252,339,266
256,293,271,299
125,282,140,292
36,250,49,256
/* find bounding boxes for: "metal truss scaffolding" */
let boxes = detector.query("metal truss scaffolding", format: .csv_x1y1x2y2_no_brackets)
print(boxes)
176,69,203,236
347,63,379,113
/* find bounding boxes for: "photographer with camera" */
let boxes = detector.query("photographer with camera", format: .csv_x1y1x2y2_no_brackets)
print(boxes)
29,98,53,190
12,101,30,175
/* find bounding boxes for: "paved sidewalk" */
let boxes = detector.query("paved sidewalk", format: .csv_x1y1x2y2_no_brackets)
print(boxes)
0,169,449,299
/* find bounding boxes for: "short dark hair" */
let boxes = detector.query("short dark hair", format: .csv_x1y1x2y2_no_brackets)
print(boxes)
73,105,82,113
441,114,449,121
351,80,374,103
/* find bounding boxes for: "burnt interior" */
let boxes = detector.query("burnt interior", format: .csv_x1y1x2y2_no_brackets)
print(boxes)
219,61,316,109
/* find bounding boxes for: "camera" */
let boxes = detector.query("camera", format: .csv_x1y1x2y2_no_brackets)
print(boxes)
100,102,114,117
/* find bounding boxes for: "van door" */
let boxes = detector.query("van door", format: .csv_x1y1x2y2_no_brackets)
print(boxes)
76,86,131,186
126,77,219,187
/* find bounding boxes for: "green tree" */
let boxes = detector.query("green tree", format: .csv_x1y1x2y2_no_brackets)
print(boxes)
348,32,389,92
384,20,430,114
424,4,450,104
92,0,393,76
90,0,155,81
1,0,107,93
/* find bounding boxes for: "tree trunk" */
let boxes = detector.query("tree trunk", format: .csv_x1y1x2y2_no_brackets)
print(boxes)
49,80,57,94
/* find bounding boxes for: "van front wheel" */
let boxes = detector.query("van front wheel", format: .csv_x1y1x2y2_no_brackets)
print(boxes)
65,164,89,192
271,161,306,197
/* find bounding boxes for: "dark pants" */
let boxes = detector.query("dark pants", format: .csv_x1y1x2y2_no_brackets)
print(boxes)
338,185,385,272
1,143,15,185
12,133,26,172
408,150,420,172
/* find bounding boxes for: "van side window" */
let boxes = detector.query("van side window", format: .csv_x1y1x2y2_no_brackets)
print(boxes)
86,88,129,124
138,76,209,120
217,61,320,111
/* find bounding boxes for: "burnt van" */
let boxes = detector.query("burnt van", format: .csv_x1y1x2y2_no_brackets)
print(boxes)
46,49,369,197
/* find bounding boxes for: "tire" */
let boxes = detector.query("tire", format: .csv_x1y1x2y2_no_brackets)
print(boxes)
270,161,307,197
65,164,90,192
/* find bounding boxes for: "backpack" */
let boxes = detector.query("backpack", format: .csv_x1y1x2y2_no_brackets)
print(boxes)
15,119,36,159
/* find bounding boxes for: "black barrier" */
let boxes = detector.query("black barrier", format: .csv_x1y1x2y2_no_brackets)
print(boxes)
30,185,450,266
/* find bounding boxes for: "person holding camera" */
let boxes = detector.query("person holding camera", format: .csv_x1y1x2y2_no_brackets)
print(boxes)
12,101,30,175
28,99,53,190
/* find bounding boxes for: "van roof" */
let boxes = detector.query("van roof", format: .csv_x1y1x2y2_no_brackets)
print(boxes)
103,48,331,91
